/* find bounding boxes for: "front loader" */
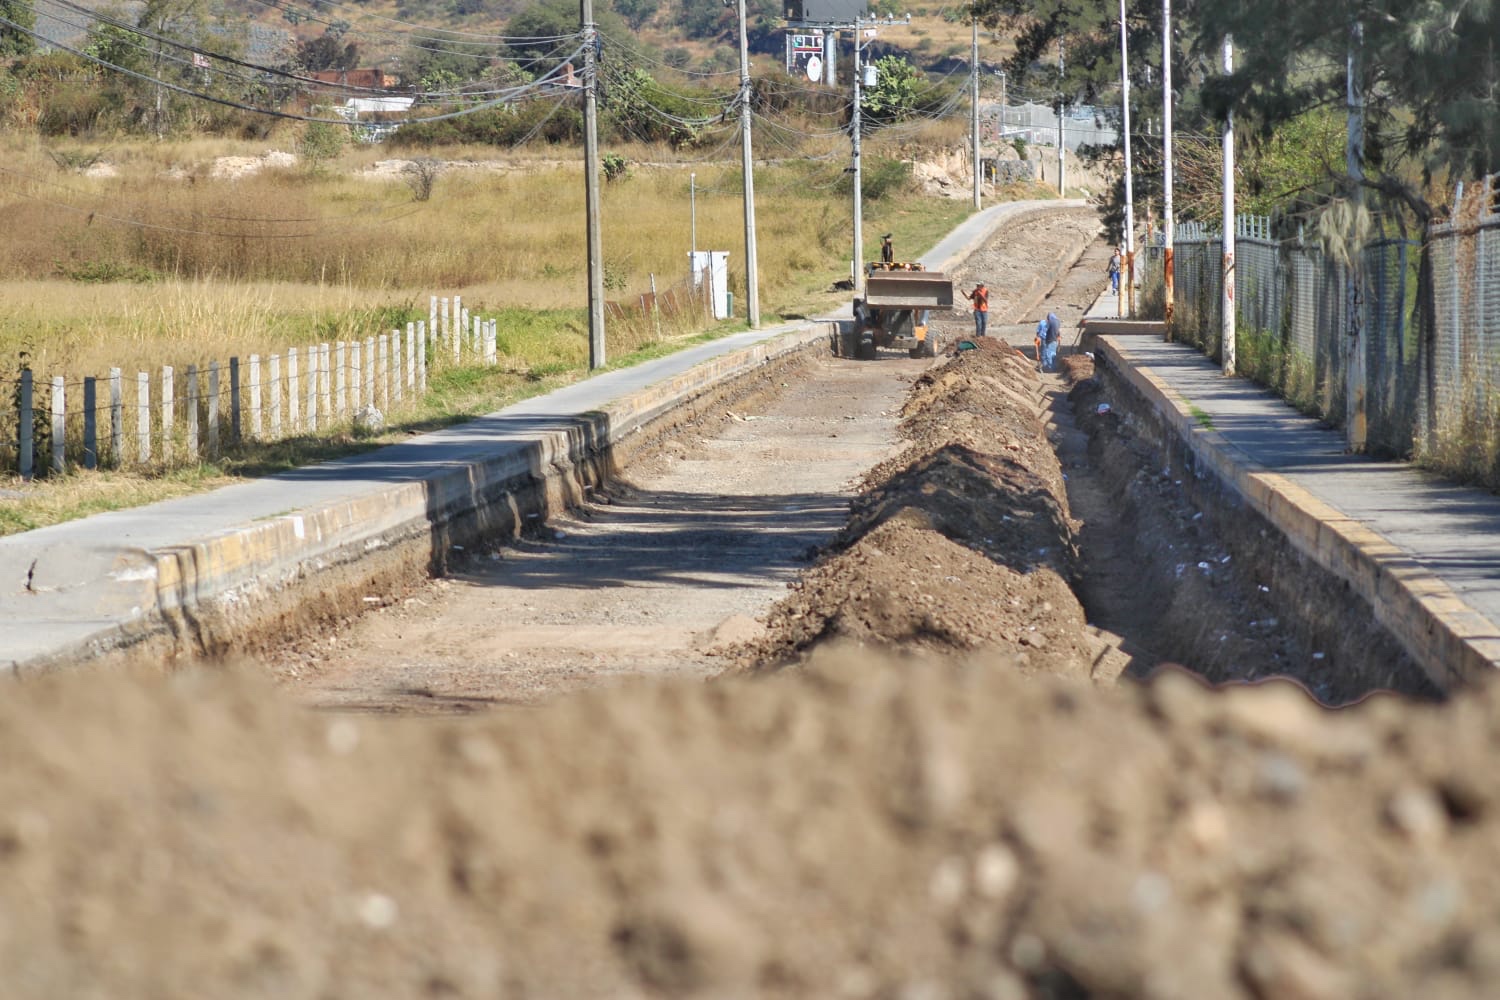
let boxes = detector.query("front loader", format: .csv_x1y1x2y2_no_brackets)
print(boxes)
848,262,956,359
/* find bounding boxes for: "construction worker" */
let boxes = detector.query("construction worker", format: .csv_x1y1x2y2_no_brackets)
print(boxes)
1035,311,1061,371
967,282,989,337
880,233,894,264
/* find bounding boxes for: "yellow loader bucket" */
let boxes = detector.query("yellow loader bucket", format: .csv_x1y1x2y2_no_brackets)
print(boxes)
864,270,955,310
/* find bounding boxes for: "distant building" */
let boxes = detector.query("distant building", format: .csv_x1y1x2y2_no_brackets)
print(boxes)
310,68,400,90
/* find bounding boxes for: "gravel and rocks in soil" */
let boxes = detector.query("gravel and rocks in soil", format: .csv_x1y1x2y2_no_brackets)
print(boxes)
3,647,1497,1000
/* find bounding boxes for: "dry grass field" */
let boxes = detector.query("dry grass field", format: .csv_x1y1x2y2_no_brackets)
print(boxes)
0,125,1018,531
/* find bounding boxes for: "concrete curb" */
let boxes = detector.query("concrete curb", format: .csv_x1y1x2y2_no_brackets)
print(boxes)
1089,332,1500,691
6,322,835,674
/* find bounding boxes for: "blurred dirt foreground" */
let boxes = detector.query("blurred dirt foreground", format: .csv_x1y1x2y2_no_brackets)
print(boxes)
5,319,1499,1000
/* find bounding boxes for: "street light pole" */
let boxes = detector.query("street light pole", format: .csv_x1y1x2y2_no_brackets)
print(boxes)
1162,0,1175,335
581,0,605,369
1119,0,1136,317
971,16,981,209
851,19,864,284
737,0,760,327
1220,34,1236,377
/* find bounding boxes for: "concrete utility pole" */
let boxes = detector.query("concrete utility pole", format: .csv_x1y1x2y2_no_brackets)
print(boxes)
1057,40,1066,196
1344,18,1367,450
737,0,761,327
971,16,981,209
582,0,606,369
1119,0,1136,317
851,20,865,283
1162,0,1175,336
1220,34,1235,377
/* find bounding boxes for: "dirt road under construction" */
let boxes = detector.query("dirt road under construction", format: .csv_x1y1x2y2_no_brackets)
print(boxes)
7,206,1500,1000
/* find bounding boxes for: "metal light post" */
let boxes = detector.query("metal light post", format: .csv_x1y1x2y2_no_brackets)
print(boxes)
851,20,865,282
971,16,981,209
1220,34,1235,377
1162,0,1175,335
737,0,761,327
1119,0,1136,317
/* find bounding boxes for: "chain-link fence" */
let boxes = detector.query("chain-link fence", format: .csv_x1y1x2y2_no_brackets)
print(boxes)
1141,181,1500,484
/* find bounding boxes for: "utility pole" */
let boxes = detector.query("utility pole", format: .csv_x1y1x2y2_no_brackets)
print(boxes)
1056,40,1066,197
690,172,697,253
1162,0,1175,336
736,0,760,327
1344,18,1367,450
851,20,865,283
1220,34,1235,377
971,16,981,209
1119,0,1136,317
582,0,606,369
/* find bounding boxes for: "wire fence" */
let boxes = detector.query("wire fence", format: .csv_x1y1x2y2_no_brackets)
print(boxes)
1139,175,1500,484
2,279,713,479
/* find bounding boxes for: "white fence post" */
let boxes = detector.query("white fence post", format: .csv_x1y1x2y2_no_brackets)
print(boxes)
378,333,389,412
160,366,173,465
137,371,150,464
440,297,449,353
269,354,282,439
208,361,220,458
364,336,376,413
249,355,262,440
305,345,318,433
350,341,362,412
485,319,496,365
288,347,300,433
50,376,64,475
185,365,199,461
417,321,427,394
391,330,403,405
320,343,331,420
109,368,122,468
336,342,347,417
430,296,438,354
406,321,415,392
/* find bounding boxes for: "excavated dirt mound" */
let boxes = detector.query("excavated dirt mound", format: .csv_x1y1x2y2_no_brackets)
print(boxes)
732,336,1096,676
3,651,1497,1000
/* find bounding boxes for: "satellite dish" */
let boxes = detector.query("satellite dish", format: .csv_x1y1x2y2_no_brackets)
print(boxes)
805,54,823,83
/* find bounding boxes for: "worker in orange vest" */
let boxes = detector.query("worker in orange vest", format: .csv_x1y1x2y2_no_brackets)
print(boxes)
967,282,989,337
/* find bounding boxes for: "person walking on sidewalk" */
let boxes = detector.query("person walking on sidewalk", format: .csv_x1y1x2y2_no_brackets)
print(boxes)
967,282,989,338
1107,247,1123,296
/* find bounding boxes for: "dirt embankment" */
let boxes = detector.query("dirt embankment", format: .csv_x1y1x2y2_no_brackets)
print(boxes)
732,338,1098,680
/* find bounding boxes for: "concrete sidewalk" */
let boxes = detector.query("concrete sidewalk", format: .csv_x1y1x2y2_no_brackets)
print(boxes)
0,319,836,673
1080,296,1500,689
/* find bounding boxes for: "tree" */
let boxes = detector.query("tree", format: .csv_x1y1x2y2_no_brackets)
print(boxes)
1189,0,1499,217
296,32,360,72
862,55,923,126
0,0,35,57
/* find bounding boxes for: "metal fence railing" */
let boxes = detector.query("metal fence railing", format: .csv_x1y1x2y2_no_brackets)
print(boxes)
1138,178,1500,480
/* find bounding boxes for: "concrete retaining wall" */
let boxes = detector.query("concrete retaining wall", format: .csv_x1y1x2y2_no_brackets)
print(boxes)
1086,331,1495,693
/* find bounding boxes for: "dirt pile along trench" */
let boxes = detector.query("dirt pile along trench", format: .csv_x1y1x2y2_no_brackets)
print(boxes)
731,338,1098,680
5,205,1491,999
